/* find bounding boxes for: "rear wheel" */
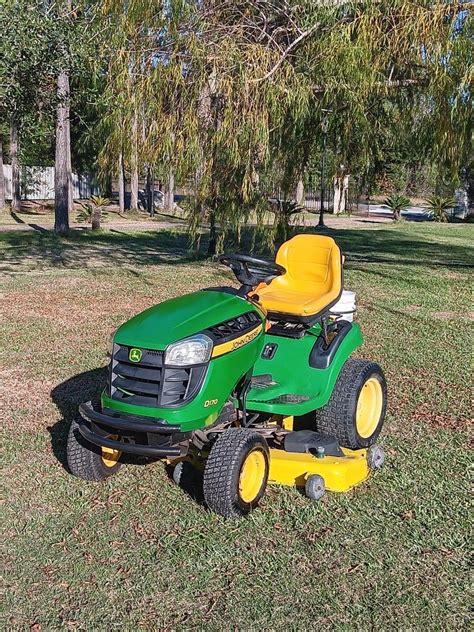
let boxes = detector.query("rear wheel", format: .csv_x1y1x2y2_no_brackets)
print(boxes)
67,419,122,481
203,429,269,518
314,359,387,449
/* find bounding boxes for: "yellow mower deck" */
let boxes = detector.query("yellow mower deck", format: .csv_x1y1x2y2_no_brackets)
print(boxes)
268,414,370,492
170,415,371,494
268,446,369,492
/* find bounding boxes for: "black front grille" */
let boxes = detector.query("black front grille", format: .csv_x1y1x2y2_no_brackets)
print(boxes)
110,345,206,408
206,311,261,343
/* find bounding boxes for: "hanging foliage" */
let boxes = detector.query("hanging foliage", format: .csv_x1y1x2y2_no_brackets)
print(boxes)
99,0,472,251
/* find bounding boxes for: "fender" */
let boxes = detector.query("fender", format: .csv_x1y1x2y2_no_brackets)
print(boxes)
246,322,363,416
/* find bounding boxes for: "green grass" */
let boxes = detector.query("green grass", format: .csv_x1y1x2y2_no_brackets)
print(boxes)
1,222,472,629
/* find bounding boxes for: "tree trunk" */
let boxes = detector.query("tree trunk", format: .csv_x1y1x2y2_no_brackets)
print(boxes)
91,206,101,230
10,119,21,212
131,164,139,209
0,137,5,209
207,210,217,256
333,174,349,215
165,167,174,211
67,114,73,212
295,177,305,206
146,165,154,217
118,152,125,213
130,113,139,209
54,70,71,234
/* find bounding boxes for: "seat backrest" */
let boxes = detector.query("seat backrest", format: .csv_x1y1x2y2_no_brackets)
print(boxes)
276,234,342,292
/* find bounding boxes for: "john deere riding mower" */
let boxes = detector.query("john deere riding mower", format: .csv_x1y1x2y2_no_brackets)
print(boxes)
68,234,387,518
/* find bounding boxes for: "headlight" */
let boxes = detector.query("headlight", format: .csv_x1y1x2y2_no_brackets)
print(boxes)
165,334,212,366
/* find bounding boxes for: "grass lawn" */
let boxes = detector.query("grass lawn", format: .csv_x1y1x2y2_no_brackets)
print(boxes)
1,222,472,629
0,202,187,228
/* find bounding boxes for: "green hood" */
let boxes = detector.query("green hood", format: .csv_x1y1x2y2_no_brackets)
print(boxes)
114,290,259,350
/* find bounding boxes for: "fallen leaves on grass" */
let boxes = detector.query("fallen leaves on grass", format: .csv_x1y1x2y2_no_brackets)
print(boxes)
410,402,469,431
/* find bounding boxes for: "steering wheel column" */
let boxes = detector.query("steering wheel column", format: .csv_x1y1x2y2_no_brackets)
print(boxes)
218,254,286,297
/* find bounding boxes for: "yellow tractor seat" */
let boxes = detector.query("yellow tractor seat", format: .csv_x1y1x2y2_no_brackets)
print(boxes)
254,234,343,320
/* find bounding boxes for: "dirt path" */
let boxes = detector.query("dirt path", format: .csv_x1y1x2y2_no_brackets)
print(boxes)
0,219,188,233
0,214,393,234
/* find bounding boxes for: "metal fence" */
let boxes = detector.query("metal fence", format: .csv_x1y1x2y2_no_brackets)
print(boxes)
3,165,99,201
272,184,334,212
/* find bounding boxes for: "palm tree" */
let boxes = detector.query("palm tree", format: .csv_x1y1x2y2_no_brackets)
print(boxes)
77,195,110,230
424,195,456,222
384,194,411,221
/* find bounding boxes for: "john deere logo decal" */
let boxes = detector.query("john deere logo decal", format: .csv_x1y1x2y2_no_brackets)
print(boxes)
129,348,142,363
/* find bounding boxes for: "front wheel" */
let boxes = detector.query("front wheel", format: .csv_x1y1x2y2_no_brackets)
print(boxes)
314,359,387,449
203,429,269,518
67,419,122,481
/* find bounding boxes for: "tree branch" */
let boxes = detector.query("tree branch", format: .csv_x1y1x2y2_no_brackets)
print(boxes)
250,22,320,82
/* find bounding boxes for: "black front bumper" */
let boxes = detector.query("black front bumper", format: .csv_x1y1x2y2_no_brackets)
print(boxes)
77,401,190,458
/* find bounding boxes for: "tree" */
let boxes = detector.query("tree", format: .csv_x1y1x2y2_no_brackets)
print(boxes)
333,166,350,216
0,1,110,230
384,194,411,221
9,120,21,211
424,195,456,222
55,69,71,233
0,0,57,212
100,0,471,251
118,152,125,213
77,195,109,229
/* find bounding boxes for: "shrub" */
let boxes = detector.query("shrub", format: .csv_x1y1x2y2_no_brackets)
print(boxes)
384,194,411,221
424,195,456,223
77,195,110,230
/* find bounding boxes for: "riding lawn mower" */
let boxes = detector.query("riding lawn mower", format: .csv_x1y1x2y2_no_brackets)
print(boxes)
68,234,387,518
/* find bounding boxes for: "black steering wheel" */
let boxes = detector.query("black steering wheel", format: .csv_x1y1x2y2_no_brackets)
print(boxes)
219,253,286,291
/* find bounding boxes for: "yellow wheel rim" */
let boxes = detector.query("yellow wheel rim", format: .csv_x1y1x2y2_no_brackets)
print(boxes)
101,435,122,468
356,377,383,438
239,449,266,503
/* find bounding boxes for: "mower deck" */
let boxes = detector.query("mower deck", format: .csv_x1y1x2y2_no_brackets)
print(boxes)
268,446,369,492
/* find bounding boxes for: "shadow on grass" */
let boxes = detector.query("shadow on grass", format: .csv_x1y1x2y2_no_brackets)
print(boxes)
289,226,473,268
1,223,472,274
49,367,109,469
10,210,50,234
0,229,203,273
49,367,205,505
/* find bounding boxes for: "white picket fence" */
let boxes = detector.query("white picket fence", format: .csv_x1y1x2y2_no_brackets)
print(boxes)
3,165,99,200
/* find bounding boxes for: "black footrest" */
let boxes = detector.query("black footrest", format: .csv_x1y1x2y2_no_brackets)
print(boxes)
284,430,344,457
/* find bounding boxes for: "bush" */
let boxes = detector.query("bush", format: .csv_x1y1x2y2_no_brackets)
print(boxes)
424,195,456,223
77,195,110,230
384,194,411,221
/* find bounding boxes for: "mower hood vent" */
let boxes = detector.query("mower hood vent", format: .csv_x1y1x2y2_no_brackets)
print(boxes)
110,345,206,408
205,310,261,343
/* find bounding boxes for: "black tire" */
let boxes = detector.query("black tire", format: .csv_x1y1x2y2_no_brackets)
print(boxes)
203,428,269,518
173,460,196,488
67,419,122,481
314,359,387,450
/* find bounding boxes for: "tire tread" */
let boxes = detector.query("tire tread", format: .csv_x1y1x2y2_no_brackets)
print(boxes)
203,428,268,518
67,419,121,481
314,359,386,449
